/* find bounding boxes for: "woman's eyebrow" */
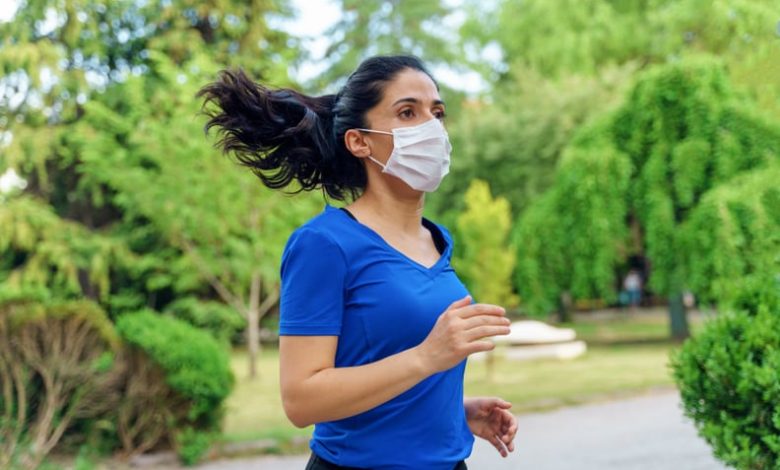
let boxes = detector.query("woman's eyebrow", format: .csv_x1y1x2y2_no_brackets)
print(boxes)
391,97,446,107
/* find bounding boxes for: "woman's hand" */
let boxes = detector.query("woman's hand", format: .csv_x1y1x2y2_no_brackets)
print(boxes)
414,296,510,374
464,397,518,457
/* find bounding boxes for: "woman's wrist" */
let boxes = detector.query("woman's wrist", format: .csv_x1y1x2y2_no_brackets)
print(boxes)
463,397,477,419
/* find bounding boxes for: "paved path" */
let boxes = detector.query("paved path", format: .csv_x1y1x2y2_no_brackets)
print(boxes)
465,390,725,470
196,390,726,470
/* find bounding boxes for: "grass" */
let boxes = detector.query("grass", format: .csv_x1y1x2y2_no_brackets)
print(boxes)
465,343,677,413
559,306,710,344
221,350,313,445
223,308,712,443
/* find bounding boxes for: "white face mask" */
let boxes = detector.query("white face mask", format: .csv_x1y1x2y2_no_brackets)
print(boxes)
357,118,452,192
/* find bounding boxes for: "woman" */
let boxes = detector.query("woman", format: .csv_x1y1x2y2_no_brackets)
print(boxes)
199,55,518,470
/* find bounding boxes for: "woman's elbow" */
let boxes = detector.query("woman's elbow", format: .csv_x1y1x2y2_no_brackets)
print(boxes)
282,393,314,428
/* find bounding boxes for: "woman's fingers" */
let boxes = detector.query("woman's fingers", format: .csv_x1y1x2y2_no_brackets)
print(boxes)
420,299,507,372
465,325,511,342
501,410,518,451
446,295,472,312
462,314,511,331
454,303,506,319
465,340,496,354
490,434,509,457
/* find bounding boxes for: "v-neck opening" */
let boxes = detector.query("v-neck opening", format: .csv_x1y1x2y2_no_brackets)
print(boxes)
332,206,449,274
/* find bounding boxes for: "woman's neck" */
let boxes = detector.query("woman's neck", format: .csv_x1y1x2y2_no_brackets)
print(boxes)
348,186,425,234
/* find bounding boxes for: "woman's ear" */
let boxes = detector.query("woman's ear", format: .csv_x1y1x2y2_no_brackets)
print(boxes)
344,129,371,159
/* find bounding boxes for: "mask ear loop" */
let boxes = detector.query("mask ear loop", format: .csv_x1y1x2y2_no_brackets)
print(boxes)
366,155,388,170
355,128,393,171
356,128,393,135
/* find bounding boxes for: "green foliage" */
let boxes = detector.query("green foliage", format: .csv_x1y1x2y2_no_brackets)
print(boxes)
73,445,99,470
174,426,215,466
1,0,313,332
613,59,780,295
0,298,121,470
490,0,649,78
511,190,565,316
70,51,319,328
453,180,517,308
164,297,247,345
671,299,780,469
0,196,138,302
682,165,780,310
312,0,461,91
116,310,234,426
730,41,780,121
443,0,780,233
114,310,234,464
514,118,632,316
515,59,780,315
466,0,780,80
429,65,634,220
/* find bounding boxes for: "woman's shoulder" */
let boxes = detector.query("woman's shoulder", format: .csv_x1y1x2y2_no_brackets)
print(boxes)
295,204,351,234
283,205,355,254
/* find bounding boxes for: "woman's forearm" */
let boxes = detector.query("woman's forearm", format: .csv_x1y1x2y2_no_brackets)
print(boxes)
282,345,431,428
280,298,508,428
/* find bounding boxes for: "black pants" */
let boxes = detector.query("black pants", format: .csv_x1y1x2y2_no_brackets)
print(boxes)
305,452,468,469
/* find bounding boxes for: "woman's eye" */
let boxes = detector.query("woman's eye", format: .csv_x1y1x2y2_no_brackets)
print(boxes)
399,109,414,118
434,109,447,120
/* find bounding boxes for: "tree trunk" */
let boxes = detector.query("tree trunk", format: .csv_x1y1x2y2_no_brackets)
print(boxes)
247,271,261,379
668,292,690,340
557,291,573,323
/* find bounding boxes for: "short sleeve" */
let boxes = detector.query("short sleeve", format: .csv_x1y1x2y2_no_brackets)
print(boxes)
279,227,347,336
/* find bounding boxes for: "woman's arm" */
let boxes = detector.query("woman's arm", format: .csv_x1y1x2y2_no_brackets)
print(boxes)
280,296,509,427
280,335,428,427
464,397,518,457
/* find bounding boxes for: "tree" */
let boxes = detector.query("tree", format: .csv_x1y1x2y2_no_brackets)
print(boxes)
436,0,780,225
0,0,317,378
514,59,780,337
453,180,517,309
2,0,298,198
0,196,137,302
64,51,320,376
311,0,462,92
464,0,780,82
670,168,780,470
681,165,780,311
427,64,634,221
513,123,631,322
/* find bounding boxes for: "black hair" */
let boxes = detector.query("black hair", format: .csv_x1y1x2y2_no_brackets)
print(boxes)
197,55,438,201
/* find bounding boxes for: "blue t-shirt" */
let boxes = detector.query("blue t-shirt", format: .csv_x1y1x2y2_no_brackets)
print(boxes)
279,204,474,469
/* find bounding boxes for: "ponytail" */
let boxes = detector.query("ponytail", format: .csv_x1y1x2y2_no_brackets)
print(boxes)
198,56,436,201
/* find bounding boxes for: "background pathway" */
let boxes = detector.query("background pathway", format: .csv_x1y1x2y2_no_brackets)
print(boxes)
195,389,726,469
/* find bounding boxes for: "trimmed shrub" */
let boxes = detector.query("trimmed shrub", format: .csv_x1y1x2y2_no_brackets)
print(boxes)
671,287,780,469
114,310,234,464
163,296,246,345
0,298,121,470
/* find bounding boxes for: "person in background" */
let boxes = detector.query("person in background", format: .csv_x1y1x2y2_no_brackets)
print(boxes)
623,269,643,308
199,55,518,470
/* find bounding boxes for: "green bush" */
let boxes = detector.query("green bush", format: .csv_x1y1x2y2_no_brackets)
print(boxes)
175,426,216,466
163,296,246,345
0,298,121,470
671,296,780,469
115,310,234,464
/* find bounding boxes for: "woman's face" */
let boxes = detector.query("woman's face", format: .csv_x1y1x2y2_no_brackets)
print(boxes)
361,68,446,166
